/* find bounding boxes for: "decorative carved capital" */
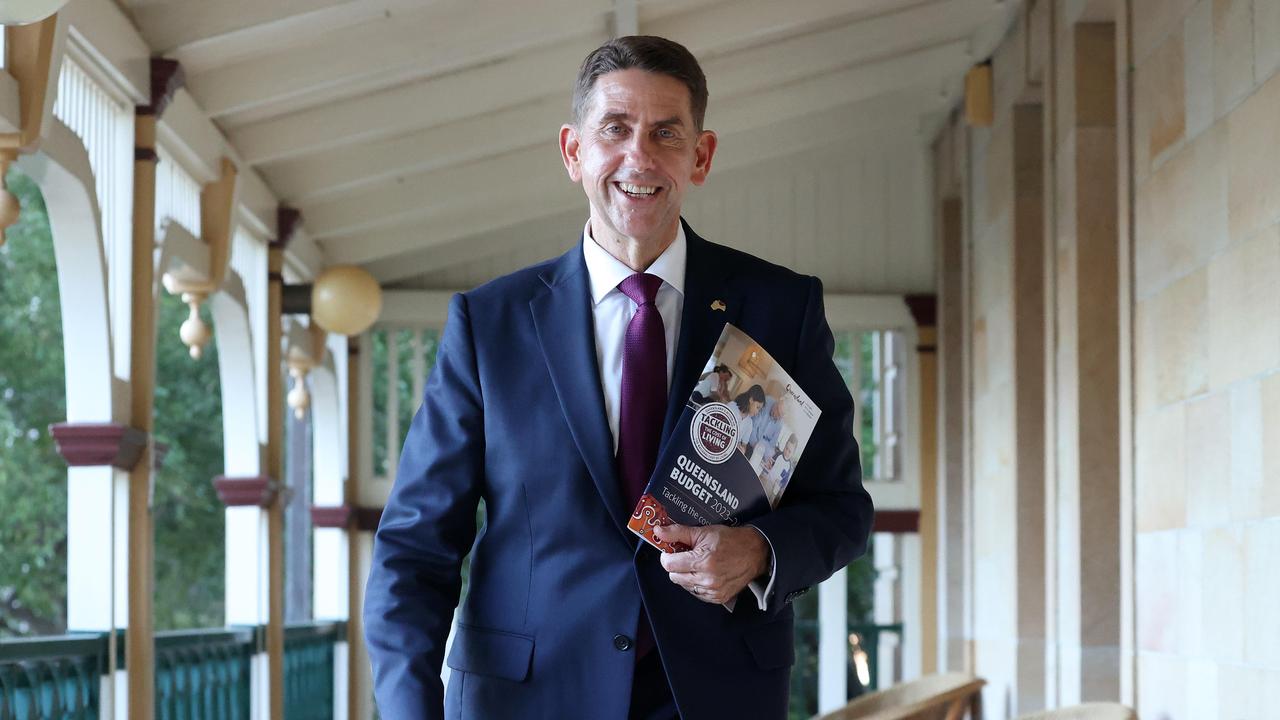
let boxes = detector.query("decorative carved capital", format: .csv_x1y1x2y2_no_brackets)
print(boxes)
904,294,937,328
309,504,352,528
212,475,280,507
354,506,383,532
309,504,382,531
138,58,185,117
275,206,302,249
871,510,920,534
48,423,148,470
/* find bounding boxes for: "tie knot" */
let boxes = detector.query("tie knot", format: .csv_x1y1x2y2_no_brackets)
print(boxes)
618,272,663,306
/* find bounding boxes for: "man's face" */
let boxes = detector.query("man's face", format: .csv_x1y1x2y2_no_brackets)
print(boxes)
559,69,717,252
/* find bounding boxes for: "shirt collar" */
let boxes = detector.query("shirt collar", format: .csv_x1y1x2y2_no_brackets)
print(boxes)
581,219,687,306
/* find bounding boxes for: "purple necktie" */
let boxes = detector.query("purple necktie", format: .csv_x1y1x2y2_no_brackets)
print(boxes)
616,273,667,508
616,272,666,661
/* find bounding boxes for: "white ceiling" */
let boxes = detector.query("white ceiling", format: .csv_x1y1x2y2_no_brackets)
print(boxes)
116,0,1018,291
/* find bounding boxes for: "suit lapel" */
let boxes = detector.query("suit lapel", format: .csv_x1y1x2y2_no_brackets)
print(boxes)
660,223,741,445
529,245,634,544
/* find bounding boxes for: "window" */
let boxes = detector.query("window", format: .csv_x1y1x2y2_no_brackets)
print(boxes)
371,328,440,480
833,330,905,482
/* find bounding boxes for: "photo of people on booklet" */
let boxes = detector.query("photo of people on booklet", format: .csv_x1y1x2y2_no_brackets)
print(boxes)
630,324,822,553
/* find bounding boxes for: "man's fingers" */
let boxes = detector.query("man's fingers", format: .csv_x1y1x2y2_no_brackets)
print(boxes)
653,522,697,547
659,550,699,573
668,572,724,604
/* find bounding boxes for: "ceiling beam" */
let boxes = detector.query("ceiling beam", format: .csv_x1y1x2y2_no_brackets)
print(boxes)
187,0,603,121
229,38,601,165
226,0,977,166
613,0,638,37
267,19,975,203
127,0,379,53
263,96,565,204
332,88,937,275
298,40,966,239
168,0,439,74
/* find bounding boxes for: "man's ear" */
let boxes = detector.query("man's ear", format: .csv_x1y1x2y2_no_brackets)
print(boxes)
690,129,718,186
559,124,582,183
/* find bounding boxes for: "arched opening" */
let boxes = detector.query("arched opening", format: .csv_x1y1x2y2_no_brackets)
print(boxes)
0,166,67,637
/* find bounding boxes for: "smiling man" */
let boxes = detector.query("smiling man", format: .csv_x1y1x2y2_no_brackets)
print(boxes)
364,36,873,720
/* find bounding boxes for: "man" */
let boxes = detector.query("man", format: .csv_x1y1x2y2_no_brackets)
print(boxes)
750,388,786,456
364,36,873,719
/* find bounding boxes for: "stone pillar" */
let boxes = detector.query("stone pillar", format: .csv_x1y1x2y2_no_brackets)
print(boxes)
1045,16,1121,704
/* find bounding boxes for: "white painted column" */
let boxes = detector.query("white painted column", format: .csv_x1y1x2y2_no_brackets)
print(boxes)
817,568,849,713
385,329,399,478
873,533,901,689
899,533,923,681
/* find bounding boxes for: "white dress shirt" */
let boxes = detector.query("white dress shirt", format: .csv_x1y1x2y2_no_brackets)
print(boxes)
581,220,776,611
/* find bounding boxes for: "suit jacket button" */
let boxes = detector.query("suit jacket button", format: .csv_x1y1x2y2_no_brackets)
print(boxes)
613,634,633,651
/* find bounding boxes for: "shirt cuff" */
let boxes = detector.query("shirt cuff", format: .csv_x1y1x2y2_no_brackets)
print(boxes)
746,525,778,611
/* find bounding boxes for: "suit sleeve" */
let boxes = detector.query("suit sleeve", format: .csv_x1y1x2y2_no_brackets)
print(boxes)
747,276,874,615
364,293,484,719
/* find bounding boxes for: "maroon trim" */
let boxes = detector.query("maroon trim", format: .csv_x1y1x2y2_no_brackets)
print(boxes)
138,59,185,117
904,294,937,328
212,475,279,507
274,206,302,249
49,423,147,470
310,504,353,528
872,510,920,534
354,506,383,532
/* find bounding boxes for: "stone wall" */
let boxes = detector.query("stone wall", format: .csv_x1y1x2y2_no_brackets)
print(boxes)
1131,0,1280,716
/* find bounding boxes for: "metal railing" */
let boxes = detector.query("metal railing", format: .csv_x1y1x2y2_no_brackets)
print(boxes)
0,633,105,720
155,626,255,720
1,621,345,720
283,622,341,720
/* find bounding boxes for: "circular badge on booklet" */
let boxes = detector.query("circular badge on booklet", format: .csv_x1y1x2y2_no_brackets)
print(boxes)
689,402,738,464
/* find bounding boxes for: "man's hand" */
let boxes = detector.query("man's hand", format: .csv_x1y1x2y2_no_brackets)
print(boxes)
654,523,770,605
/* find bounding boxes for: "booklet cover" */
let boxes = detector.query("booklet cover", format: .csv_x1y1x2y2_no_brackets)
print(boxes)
628,324,822,553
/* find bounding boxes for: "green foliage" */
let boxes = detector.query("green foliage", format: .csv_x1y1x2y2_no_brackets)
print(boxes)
0,169,67,637
152,292,225,630
0,166,226,636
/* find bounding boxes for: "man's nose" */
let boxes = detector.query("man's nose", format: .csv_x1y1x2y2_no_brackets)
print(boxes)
623,135,657,169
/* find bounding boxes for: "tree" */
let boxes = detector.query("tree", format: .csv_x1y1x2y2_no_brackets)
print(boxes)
0,169,67,637
0,165,227,636
152,292,225,630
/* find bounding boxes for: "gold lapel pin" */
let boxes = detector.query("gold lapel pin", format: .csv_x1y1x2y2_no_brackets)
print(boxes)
710,300,727,312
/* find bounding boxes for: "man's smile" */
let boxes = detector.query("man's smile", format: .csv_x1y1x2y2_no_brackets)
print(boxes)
614,181,663,199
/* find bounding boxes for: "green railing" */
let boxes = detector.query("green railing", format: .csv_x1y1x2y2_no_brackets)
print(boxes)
1,622,344,720
283,622,342,720
0,633,104,720
155,626,255,720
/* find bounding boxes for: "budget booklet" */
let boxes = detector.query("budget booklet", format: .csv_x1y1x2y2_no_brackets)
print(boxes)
628,323,821,553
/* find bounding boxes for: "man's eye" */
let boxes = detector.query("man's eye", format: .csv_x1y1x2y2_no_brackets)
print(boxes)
605,125,625,135
657,129,676,139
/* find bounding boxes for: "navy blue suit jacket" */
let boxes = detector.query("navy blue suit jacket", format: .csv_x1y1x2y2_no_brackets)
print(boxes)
364,222,873,719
